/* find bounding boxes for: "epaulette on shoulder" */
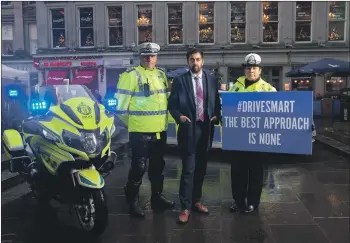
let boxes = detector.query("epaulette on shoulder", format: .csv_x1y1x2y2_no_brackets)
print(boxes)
157,67,165,73
126,67,136,73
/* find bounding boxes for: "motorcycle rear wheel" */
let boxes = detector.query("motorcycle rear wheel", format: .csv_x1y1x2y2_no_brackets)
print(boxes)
75,189,108,236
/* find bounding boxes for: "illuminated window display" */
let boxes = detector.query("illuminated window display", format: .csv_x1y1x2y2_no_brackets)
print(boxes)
137,5,153,44
230,2,246,43
326,77,346,92
51,9,65,48
198,2,215,44
328,1,347,41
295,2,312,42
292,78,313,91
262,1,279,43
79,7,94,47
107,6,123,46
168,4,183,45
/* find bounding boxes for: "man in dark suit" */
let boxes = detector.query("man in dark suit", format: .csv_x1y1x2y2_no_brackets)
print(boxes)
168,49,221,224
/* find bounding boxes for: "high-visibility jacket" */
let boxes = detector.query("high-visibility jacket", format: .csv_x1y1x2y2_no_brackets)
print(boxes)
229,76,277,92
115,65,168,133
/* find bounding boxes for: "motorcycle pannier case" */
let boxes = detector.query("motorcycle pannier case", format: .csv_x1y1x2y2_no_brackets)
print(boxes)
2,129,26,172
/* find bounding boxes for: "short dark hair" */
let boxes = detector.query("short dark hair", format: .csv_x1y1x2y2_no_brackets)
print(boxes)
186,48,204,60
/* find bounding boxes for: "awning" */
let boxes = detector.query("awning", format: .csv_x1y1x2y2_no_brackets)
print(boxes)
45,70,69,85
72,70,97,85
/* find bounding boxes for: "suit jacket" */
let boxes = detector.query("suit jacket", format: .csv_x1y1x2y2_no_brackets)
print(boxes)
168,70,221,153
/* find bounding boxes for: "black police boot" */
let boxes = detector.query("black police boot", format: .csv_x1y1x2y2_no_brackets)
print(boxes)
151,193,175,211
229,202,240,213
150,181,175,211
230,199,246,213
124,185,145,218
244,205,259,214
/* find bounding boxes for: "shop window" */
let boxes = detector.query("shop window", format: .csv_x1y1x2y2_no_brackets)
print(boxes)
295,2,312,42
230,2,246,43
23,2,35,6
271,68,280,77
137,5,153,44
198,2,215,44
326,77,346,92
51,9,65,48
29,23,37,55
261,68,270,81
328,1,347,41
262,2,278,43
106,68,127,93
79,7,94,47
292,78,313,91
2,24,14,56
1,2,11,6
228,67,242,83
168,4,183,45
107,6,123,46
262,67,281,90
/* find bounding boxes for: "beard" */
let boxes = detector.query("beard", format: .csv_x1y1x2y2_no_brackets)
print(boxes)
190,65,201,74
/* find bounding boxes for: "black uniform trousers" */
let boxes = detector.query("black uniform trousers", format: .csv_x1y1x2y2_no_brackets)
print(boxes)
126,131,167,199
179,120,209,210
231,152,264,209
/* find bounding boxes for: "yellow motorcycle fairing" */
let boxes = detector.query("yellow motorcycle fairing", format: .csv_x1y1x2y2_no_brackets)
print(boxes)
76,168,105,189
29,135,76,174
2,129,25,161
49,97,112,131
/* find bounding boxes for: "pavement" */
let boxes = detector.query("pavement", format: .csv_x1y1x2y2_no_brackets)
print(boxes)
1,142,349,243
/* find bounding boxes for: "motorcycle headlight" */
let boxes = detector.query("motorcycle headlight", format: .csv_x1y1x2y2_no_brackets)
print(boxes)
62,130,104,154
62,130,84,151
81,132,97,154
98,128,109,149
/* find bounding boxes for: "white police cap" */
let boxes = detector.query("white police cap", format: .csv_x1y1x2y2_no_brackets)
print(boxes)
138,42,160,56
243,53,262,67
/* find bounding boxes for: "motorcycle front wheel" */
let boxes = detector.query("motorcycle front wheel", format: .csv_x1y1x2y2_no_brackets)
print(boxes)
74,189,108,236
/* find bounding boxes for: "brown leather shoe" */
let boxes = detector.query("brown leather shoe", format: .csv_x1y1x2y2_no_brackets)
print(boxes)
192,202,209,214
178,209,190,224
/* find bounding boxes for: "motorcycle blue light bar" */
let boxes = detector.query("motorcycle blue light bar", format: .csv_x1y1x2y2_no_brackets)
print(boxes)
107,99,117,107
8,89,18,97
31,101,47,110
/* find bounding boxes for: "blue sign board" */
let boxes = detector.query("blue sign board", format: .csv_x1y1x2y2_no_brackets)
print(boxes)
221,91,313,155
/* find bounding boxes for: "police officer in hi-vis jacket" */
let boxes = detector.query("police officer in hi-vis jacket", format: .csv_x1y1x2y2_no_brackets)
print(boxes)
115,42,175,218
229,53,276,214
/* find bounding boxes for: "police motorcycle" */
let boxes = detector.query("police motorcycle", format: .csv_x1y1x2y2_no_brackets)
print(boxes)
2,84,118,236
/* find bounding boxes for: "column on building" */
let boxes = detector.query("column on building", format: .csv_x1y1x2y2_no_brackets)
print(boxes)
219,66,228,85
13,1,24,51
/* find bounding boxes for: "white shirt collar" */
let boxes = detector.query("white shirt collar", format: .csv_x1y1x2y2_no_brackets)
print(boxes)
190,70,202,79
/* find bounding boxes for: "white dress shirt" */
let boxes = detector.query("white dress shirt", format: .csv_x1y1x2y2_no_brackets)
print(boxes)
190,70,203,120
